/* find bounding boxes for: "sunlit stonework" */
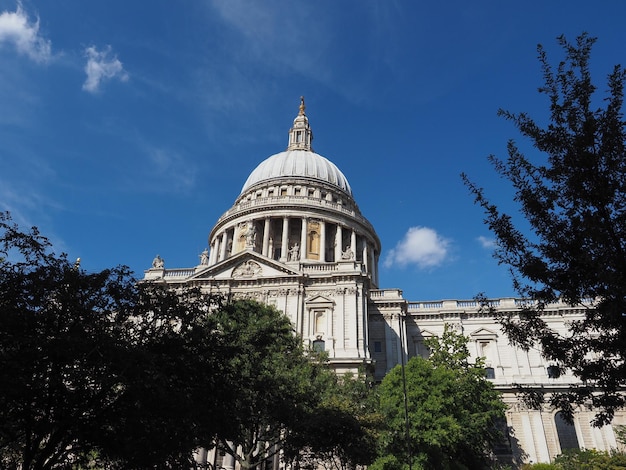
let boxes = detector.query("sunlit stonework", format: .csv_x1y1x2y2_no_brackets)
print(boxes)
145,99,625,466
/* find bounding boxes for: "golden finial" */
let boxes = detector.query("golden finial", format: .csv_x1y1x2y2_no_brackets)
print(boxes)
299,96,306,115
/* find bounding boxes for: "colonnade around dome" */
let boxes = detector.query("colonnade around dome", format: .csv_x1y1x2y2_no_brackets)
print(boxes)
208,214,379,286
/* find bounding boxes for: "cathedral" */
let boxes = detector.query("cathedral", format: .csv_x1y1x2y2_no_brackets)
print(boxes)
144,98,624,466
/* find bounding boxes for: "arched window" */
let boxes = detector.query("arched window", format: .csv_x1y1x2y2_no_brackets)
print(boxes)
312,338,325,352
547,365,560,378
555,412,580,451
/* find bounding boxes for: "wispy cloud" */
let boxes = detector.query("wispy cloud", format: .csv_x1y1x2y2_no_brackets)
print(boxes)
210,2,330,77
0,4,51,63
384,226,450,269
83,45,128,93
477,235,496,249
146,147,197,193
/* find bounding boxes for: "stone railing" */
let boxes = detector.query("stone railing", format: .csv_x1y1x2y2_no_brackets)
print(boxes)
214,195,375,232
370,289,404,299
163,269,196,278
370,291,589,313
300,263,338,273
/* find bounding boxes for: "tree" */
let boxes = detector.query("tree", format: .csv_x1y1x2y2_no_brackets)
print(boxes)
0,212,378,469
284,369,383,470
93,284,225,469
376,325,506,470
208,299,329,470
0,212,223,469
535,448,626,469
462,33,626,425
0,213,137,469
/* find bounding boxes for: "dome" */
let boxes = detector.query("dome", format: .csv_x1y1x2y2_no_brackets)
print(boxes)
241,150,352,196
240,97,352,196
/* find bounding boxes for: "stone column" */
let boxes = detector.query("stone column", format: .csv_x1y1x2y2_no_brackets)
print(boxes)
262,217,271,257
300,217,307,260
362,239,368,272
351,230,357,258
319,221,326,262
280,217,289,262
374,251,380,285
219,231,228,261
209,239,217,265
335,224,343,261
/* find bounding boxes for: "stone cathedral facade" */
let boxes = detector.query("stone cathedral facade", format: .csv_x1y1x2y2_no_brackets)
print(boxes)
144,99,625,466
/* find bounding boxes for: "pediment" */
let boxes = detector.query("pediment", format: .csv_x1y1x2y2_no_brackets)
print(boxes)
189,251,302,281
305,294,334,307
416,328,437,339
469,327,499,340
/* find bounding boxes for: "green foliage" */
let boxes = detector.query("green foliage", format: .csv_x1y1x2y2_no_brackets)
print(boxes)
369,454,410,470
0,213,348,470
554,448,626,469
96,284,224,468
207,299,334,470
377,324,506,470
425,323,482,369
286,370,383,470
522,464,557,470
0,212,224,468
462,33,626,425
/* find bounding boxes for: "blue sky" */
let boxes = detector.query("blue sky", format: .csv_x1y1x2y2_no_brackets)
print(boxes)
1,1,625,302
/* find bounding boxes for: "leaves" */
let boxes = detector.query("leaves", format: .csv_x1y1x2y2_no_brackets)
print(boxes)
463,33,626,424
207,299,329,470
377,325,506,470
0,213,221,468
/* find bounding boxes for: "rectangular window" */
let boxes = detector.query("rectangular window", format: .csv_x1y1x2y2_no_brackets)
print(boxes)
374,341,382,353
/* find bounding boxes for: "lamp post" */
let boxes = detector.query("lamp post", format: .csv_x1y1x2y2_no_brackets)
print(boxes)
398,312,413,470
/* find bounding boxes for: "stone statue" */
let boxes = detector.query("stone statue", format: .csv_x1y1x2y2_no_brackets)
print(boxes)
199,248,209,265
152,254,164,269
245,221,257,248
233,260,262,278
288,243,300,261
341,245,354,260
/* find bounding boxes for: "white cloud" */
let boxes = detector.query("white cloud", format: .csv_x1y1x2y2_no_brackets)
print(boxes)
384,226,450,269
83,45,128,93
477,235,496,249
0,4,51,63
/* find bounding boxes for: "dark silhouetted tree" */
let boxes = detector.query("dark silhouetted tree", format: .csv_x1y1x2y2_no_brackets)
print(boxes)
284,369,382,470
208,299,337,470
0,212,223,469
462,33,626,425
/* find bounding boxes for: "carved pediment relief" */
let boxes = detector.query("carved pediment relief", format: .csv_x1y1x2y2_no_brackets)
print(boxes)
232,260,262,278
189,251,302,281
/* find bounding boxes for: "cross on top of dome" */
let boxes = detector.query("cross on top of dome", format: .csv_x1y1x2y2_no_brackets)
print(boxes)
287,96,313,151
